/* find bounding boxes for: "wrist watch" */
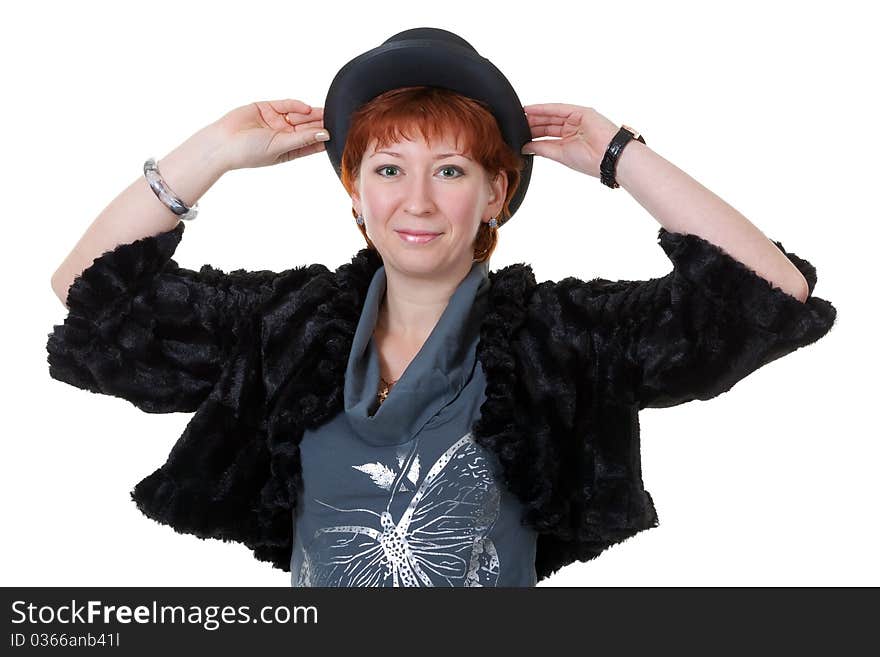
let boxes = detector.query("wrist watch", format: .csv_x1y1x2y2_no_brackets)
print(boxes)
600,124,646,189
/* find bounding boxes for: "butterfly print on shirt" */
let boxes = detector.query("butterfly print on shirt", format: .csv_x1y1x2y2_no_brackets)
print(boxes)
295,432,502,587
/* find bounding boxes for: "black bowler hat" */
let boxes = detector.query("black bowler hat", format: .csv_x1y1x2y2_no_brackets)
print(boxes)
322,27,533,224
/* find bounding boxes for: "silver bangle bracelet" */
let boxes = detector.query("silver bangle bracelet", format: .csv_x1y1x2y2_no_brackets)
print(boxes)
143,157,200,221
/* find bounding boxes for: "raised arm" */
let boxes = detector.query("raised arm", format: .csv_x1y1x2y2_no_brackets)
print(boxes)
521,104,836,409
50,124,228,307
47,99,331,413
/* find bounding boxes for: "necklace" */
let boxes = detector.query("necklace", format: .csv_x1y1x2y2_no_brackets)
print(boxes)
378,375,397,404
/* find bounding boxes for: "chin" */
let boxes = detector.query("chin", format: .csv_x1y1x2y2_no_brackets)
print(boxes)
388,250,445,273
382,244,457,274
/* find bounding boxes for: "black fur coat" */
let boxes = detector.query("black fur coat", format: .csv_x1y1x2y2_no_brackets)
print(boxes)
46,222,836,583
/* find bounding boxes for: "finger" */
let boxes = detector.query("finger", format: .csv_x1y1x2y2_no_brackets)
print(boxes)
285,115,325,130
276,128,330,155
264,98,312,114
285,111,324,127
282,140,327,163
521,138,564,159
530,125,564,139
522,103,578,117
527,113,565,127
294,106,323,115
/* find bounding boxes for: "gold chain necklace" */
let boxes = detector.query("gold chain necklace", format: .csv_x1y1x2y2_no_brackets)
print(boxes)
377,375,397,404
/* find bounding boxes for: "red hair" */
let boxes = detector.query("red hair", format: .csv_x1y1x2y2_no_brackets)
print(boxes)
339,86,525,263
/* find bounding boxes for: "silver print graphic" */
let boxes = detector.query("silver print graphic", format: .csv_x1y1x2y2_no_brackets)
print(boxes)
296,432,501,587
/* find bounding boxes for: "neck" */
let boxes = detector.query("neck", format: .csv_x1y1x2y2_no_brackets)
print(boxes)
377,260,475,343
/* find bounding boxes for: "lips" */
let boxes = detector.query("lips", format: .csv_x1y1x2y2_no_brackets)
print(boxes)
395,229,442,236
395,230,442,244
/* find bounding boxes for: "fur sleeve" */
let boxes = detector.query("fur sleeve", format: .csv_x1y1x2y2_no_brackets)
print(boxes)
554,227,837,410
46,222,279,413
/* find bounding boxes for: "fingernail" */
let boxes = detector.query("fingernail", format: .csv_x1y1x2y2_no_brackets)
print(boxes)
315,130,329,141
521,147,535,155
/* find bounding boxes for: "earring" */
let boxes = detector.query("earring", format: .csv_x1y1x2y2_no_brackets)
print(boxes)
356,213,365,226
488,216,499,229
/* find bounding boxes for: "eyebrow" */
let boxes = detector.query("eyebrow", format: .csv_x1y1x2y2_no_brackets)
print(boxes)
371,150,472,161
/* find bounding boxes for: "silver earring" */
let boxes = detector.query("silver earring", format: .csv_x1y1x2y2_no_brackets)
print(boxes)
488,216,498,229
356,213,365,226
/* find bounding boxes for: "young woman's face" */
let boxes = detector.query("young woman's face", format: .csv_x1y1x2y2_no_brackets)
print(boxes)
352,134,506,278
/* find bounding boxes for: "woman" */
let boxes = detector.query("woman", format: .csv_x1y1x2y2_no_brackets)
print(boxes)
47,28,836,586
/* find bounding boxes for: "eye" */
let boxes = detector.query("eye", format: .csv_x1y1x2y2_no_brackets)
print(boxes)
438,165,464,179
375,165,400,177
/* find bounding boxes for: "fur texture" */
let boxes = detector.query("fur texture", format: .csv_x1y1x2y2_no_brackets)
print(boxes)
46,222,836,583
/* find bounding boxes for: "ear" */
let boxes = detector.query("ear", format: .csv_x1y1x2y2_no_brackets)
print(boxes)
350,180,361,208
488,171,509,217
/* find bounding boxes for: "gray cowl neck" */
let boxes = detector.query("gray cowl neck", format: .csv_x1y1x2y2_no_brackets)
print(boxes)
343,258,490,447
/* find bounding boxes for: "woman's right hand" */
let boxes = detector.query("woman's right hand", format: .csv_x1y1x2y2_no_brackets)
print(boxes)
212,98,330,172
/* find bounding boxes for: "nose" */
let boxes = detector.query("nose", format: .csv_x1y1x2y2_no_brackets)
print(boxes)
403,172,438,216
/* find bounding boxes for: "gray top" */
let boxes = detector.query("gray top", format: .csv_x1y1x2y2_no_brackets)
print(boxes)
290,259,538,587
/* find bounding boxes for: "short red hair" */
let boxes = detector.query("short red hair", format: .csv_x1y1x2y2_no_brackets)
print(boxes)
340,86,525,263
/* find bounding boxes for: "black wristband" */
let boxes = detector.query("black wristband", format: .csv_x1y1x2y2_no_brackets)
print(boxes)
600,125,646,189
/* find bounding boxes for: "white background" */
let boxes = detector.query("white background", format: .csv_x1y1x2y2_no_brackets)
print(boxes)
3,0,874,587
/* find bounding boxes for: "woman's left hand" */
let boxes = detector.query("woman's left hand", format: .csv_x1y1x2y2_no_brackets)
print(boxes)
521,103,620,179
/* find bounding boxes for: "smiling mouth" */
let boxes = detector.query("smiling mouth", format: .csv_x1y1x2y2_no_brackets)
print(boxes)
395,230,442,244
396,228,442,235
